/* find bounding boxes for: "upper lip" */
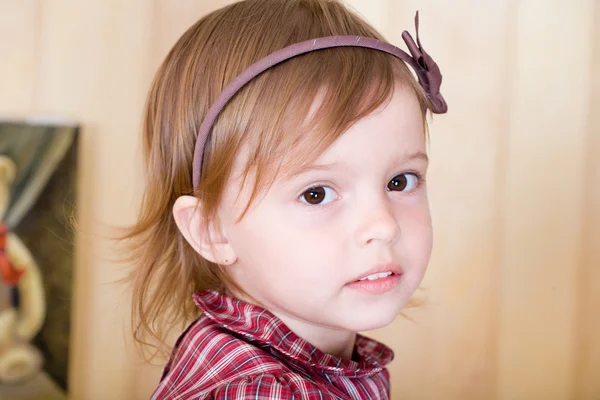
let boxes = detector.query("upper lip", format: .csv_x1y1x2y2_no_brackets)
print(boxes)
351,263,403,282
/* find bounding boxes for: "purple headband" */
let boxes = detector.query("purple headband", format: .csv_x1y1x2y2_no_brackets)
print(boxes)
192,11,447,190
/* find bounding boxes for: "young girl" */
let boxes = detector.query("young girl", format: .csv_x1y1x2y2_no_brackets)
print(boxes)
125,0,447,398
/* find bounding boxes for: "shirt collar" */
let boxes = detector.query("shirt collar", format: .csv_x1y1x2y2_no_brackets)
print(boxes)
193,290,394,377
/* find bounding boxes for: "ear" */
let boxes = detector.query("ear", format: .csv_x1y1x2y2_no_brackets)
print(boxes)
172,195,237,266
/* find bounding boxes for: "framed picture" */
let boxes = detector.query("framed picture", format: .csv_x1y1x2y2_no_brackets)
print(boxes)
0,120,78,400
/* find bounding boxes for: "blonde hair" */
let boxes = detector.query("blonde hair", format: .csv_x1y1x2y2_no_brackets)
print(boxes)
121,0,431,356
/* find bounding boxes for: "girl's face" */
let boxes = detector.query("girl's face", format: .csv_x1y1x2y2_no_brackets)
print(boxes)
219,85,432,333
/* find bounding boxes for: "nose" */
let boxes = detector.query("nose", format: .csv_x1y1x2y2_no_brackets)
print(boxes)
354,196,400,247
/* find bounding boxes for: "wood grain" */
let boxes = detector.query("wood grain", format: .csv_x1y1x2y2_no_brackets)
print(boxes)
0,1,598,398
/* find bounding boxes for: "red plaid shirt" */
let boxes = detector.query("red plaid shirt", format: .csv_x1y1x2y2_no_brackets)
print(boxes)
151,290,394,399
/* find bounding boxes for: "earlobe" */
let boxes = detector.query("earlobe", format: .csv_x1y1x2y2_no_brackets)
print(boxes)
172,196,237,265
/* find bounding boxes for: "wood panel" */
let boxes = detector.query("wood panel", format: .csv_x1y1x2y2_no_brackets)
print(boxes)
0,0,37,114
498,1,596,399
31,1,154,398
366,1,513,399
574,2,600,398
0,1,599,399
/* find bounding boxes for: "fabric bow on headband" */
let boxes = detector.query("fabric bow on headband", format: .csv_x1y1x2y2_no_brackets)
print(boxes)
192,11,448,190
401,12,447,115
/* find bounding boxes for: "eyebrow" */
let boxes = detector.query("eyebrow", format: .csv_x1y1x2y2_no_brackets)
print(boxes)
283,162,342,180
392,151,429,164
285,151,429,179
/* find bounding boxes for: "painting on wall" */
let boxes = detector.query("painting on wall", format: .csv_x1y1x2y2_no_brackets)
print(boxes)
0,120,78,400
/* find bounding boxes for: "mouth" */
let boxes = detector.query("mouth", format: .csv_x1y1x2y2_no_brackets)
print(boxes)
356,271,396,281
345,264,403,294
352,263,403,282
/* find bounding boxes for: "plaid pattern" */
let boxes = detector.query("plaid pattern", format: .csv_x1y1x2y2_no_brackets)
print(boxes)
151,290,394,399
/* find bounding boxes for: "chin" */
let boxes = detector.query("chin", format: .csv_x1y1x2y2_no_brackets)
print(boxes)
341,303,404,333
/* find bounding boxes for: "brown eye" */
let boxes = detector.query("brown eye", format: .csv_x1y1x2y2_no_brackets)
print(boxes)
387,174,418,191
300,186,336,205
302,187,326,205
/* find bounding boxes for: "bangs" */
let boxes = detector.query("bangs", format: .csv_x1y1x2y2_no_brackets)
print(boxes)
224,47,430,219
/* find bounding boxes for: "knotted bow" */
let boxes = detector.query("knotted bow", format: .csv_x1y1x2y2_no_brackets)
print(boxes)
401,12,448,114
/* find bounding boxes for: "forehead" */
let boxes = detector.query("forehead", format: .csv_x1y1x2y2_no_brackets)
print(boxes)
221,85,424,210
238,85,423,174
281,85,426,180
313,85,424,162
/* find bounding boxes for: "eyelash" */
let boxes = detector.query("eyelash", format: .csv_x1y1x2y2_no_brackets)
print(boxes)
387,171,425,192
298,171,425,206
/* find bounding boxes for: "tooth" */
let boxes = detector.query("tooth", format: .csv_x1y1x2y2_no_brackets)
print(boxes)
358,271,394,282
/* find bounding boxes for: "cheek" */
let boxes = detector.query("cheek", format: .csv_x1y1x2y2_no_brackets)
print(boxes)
227,207,319,269
227,207,346,291
400,198,433,258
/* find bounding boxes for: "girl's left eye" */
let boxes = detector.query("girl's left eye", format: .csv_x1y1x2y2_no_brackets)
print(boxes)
299,186,337,205
387,173,419,192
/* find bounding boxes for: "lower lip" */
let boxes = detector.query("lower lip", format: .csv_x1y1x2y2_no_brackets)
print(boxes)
345,274,402,294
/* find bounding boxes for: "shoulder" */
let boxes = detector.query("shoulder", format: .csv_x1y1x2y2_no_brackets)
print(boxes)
210,373,337,400
151,316,293,399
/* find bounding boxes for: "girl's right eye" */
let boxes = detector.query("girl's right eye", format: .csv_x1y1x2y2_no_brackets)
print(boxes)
299,186,337,205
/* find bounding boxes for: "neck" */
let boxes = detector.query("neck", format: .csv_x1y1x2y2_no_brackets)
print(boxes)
270,310,357,359
228,289,358,359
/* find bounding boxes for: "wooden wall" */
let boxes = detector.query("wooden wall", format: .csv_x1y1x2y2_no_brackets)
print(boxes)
0,0,597,398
